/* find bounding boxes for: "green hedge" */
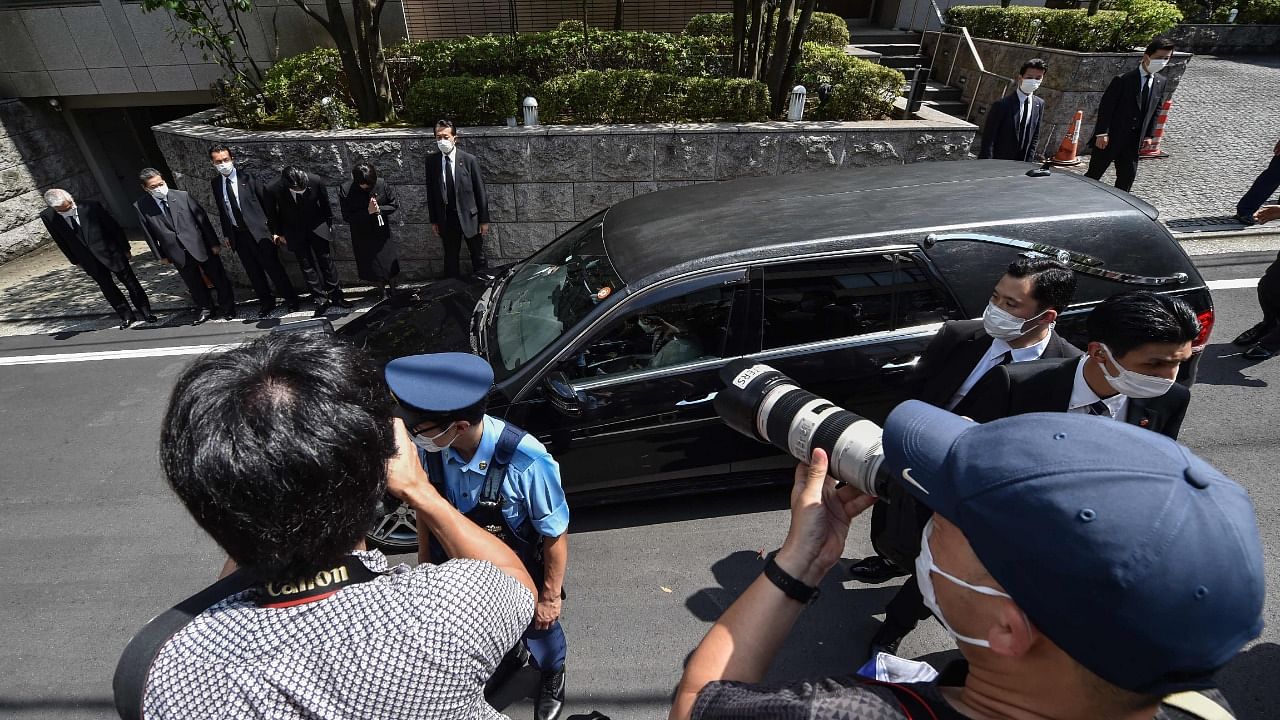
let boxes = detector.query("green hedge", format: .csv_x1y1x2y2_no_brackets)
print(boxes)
537,70,769,123
1211,0,1280,21
405,76,521,127
794,43,904,120
946,1,1182,52
683,11,851,47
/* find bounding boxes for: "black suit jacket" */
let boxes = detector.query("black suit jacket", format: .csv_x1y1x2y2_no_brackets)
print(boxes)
39,200,130,273
911,319,1083,408
954,356,1190,439
211,170,273,242
266,175,332,253
133,190,220,268
1089,67,1168,155
425,149,489,238
979,92,1044,162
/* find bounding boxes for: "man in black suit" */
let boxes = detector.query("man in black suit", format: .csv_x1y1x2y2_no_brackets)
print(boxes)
266,166,349,317
208,144,300,319
134,168,236,325
1085,36,1176,192
851,258,1081,656
956,290,1197,439
40,188,156,329
979,58,1047,162
426,119,491,278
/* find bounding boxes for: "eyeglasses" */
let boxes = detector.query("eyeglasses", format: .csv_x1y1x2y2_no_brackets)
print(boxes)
412,423,454,444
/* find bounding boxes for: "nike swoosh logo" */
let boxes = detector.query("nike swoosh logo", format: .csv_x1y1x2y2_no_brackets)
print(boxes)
901,468,930,494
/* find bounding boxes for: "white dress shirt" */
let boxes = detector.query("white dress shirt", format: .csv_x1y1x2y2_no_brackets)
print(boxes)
1067,357,1128,419
946,331,1052,411
61,205,81,230
221,168,241,227
1015,88,1033,127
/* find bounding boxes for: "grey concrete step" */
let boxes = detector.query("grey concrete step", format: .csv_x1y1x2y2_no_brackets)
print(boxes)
846,26,924,45
855,42,924,56
880,54,928,70
921,98,969,118
923,81,961,102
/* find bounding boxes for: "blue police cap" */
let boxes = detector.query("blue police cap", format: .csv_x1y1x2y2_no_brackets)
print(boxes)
881,400,1264,696
384,352,494,415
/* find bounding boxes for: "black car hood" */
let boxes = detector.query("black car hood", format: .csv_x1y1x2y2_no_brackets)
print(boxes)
338,276,493,364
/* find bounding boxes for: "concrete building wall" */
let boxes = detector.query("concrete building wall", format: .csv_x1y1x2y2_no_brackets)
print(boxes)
0,98,99,263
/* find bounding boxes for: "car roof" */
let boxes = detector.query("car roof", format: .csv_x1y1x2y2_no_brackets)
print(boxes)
601,161,1163,287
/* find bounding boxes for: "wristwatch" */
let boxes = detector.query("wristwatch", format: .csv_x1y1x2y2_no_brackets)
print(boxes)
763,550,820,605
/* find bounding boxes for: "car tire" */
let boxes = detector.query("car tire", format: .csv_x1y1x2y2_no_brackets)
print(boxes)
366,494,420,552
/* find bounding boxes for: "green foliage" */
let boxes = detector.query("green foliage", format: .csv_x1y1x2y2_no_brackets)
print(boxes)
683,11,851,46
211,75,266,129
140,0,265,93
405,76,521,127
946,3,1181,51
537,70,769,123
1230,0,1280,21
261,48,353,128
794,43,904,120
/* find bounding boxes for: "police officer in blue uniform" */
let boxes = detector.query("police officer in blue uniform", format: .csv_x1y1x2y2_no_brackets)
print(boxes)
385,353,569,720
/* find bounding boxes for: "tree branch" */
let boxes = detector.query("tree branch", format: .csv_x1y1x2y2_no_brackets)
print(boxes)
287,0,333,33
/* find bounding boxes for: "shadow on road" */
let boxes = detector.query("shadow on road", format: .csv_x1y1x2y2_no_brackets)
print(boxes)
1194,342,1269,388
0,243,190,321
1217,642,1280,720
569,484,790,534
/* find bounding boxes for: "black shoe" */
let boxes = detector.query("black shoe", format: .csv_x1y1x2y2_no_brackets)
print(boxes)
1233,323,1272,347
1235,212,1258,227
868,622,909,659
848,556,909,583
535,666,566,720
192,309,214,326
312,302,331,318
142,313,159,324
1244,344,1275,361
118,314,136,329
256,304,277,320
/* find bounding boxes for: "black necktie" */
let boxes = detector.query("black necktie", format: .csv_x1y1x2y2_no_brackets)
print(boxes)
225,176,245,228
1019,97,1032,155
1141,76,1152,116
1088,400,1111,417
445,155,456,208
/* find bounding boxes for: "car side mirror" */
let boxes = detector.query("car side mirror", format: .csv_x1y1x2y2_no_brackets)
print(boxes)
543,371,583,417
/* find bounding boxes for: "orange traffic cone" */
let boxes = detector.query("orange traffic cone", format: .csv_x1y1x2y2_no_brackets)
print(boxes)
1048,110,1084,166
1139,100,1172,159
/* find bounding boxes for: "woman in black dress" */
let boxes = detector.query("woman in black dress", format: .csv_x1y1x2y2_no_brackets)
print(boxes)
339,163,400,300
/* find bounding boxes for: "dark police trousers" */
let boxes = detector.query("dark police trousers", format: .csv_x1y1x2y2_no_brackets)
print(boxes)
423,424,567,672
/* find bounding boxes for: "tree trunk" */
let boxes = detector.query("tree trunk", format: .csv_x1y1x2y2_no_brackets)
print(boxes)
732,0,748,76
766,0,797,114
613,0,624,30
778,0,815,115
744,0,765,80
757,0,777,82
1087,0,1101,14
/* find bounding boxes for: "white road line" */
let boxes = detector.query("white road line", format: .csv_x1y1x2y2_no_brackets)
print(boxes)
0,343,234,366
1207,278,1260,290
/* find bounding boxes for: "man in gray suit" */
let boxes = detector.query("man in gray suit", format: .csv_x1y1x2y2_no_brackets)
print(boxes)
133,168,236,325
426,119,491,278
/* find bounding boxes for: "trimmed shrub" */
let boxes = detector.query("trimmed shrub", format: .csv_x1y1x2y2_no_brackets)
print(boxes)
537,70,769,123
946,3,1181,51
405,76,520,127
262,48,352,127
683,11,851,47
795,43,904,121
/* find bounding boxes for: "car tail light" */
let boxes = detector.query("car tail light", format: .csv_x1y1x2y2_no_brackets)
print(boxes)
1193,308,1214,351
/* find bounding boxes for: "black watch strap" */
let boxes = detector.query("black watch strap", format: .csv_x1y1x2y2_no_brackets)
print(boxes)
763,552,820,604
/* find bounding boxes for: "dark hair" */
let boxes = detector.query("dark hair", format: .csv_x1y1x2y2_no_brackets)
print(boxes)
160,332,396,578
1145,36,1176,55
1019,58,1048,76
1005,257,1077,313
207,143,233,159
138,167,163,184
351,163,378,186
1086,291,1199,357
435,118,457,135
283,165,308,190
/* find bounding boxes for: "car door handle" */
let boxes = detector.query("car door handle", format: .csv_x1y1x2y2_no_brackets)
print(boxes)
881,356,920,370
676,391,718,406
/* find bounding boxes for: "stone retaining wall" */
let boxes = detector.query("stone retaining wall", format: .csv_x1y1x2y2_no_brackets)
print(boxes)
1167,24,1280,55
0,98,100,264
922,33,1192,155
152,109,976,284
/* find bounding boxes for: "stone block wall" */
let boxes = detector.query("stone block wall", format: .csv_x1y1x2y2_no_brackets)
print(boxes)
153,110,976,284
0,98,99,264
922,33,1192,156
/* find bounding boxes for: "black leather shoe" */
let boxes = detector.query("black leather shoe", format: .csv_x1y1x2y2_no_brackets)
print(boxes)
867,622,908,659
312,302,331,318
1233,323,1272,347
142,313,159,324
1244,344,1276,361
256,304,277,320
192,309,214,326
1235,212,1258,227
535,666,566,720
848,555,909,583
118,314,136,329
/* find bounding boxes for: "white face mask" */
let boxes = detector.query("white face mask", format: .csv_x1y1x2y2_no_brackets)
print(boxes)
56,204,76,217
412,423,457,454
915,518,1016,649
215,161,234,177
1019,78,1042,94
1098,343,1176,399
638,317,658,334
290,188,305,199
437,138,455,155
982,302,1048,341
1146,57,1169,73
149,184,169,199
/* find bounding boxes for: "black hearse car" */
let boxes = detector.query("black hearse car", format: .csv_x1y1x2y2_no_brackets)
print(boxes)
341,161,1213,548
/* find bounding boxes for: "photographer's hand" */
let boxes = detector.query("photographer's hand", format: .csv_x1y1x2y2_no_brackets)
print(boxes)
776,448,877,587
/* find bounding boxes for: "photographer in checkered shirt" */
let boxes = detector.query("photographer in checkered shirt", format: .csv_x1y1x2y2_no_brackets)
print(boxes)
141,332,537,719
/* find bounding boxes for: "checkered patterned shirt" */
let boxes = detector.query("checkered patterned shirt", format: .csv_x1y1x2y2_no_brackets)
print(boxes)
143,550,534,719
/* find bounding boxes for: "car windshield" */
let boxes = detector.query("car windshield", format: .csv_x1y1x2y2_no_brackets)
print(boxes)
491,212,622,380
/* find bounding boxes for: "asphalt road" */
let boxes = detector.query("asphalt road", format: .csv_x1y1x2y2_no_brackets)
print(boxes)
2,253,1279,720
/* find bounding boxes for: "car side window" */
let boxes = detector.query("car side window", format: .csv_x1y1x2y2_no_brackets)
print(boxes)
762,256,897,349
568,285,736,380
893,253,958,328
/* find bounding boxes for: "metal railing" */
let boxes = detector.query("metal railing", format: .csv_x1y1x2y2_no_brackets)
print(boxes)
912,0,1014,123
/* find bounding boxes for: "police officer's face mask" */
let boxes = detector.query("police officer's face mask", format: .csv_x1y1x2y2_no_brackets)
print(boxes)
413,423,457,453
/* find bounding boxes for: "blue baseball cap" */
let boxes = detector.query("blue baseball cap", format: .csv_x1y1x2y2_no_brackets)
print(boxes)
881,400,1264,695
384,352,493,418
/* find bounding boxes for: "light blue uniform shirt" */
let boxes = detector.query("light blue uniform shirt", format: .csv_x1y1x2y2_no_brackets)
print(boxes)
435,415,570,538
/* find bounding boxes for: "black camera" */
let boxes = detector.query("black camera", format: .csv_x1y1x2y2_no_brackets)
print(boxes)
714,360,891,497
